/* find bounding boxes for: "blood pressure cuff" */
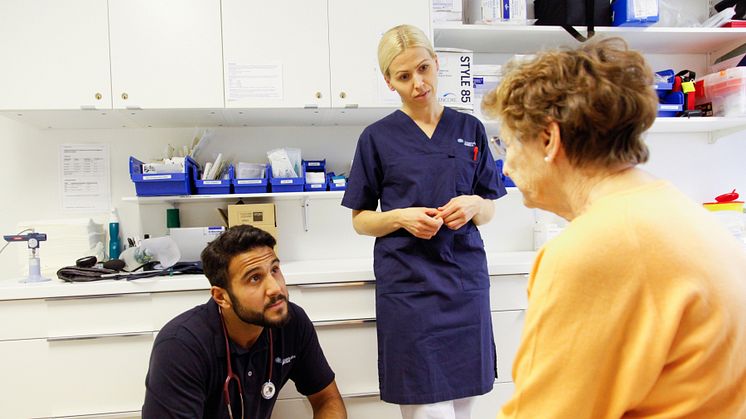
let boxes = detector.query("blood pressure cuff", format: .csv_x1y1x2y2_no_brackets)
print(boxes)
57,262,203,282
57,266,119,282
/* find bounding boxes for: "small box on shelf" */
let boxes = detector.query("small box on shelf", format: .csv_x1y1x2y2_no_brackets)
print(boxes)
129,156,196,197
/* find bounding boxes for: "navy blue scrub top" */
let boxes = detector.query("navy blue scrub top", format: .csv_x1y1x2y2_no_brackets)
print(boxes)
142,299,334,419
342,107,506,404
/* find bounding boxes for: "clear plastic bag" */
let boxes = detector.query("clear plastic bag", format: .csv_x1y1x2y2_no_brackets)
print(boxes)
267,148,302,178
657,0,701,26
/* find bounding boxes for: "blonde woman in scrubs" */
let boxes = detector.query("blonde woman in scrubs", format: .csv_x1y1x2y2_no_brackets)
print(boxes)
342,25,506,419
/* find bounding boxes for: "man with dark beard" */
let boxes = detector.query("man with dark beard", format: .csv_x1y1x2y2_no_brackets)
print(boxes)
142,225,346,419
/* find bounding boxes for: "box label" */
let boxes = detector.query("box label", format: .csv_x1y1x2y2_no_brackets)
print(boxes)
143,174,172,180
237,179,262,185
280,180,292,184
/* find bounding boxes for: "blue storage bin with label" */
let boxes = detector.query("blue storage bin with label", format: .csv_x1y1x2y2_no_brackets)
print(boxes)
195,165,233,195
129,156,196,196
233,164,269,194
612,0,659,27
327,172,347,191
303,159,327,192
269,164,304,192
658,91,684,117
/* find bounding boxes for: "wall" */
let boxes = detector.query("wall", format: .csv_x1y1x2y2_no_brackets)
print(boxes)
2,110,744,281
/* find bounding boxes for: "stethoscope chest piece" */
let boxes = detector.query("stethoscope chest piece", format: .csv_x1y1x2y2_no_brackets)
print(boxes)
261,381,276,400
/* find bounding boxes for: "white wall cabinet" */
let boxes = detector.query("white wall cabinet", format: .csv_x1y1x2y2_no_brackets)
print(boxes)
223,0,431,110
328,0,431,108
0,0,112,111
108,0,224,109
0,0,224,112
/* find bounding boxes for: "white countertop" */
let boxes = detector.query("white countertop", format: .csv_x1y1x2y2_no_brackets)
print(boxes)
0,251,536,301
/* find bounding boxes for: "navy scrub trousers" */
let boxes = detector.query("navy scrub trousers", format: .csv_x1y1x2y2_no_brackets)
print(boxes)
342,107,506,404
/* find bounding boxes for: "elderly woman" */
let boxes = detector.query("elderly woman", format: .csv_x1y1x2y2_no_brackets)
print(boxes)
481,38,746,418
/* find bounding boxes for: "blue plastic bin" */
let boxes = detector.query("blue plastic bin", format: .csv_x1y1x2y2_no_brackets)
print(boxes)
129,156,196,196
612,0,659,27
269,164,304,192
654,69,674,93
233,164,269,194
658,91,684,117
327,172,347,191
303,159,327,192
195,165,233,195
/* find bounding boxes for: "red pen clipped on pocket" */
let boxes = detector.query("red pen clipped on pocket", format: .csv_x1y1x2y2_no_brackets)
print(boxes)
473,146,478,161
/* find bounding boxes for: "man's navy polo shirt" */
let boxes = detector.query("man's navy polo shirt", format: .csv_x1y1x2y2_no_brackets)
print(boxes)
142,298,335,419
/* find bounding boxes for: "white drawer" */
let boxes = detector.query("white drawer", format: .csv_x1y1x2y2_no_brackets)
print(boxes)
46,293,153,338
272,394,399,419
0,339,50,418
489,274,528,311
0,298,46,340
492,310,525,384
45,333,154,417
287,281,376,322
278,320,378,400
151,289,211,330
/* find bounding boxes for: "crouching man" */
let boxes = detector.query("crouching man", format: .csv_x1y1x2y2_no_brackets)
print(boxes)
143,224,347,419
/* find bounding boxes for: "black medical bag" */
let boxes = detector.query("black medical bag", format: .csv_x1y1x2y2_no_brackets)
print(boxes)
534,0,612,41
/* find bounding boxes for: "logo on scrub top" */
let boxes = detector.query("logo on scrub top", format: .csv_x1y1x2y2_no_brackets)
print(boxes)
457,138,476,147
275,355,296,365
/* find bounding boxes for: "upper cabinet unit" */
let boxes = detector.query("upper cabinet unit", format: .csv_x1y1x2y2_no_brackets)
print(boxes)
328,0,431,108
0,0,112,110
0,0,224,111
222,0,431,110
108,0,224,109
221,0,331,109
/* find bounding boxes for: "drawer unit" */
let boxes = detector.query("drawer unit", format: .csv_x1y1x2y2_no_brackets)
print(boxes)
288,281,376,322
0,298,46,340
272,394,400,419
0,339,49,418
46,293,153,338
489,274,529,311
151,289,211,330
277,319,378,400
492,310,525,383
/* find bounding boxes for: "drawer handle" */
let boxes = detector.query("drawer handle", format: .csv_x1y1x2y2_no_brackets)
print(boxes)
47,331,153,342
294,281,374,289
312,318,376,328
45,292,150,302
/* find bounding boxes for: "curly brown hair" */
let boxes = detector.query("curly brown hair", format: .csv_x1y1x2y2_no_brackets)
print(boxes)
481,37,658,167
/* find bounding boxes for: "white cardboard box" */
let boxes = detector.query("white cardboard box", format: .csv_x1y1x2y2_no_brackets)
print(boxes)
437,48,474,111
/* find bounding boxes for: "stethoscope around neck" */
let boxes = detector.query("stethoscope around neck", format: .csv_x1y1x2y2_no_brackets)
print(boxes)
219,307,276,419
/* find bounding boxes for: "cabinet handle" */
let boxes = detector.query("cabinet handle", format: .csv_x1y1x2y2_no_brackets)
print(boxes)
294,281,373,289
47,331,153,342
339,91,347,99
95,92,102,100
312,318,375,328
344,103,358,109
315,91,322,99
121,92,128,100
45,292,150,302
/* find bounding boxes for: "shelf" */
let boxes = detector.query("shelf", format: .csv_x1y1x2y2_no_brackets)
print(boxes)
0,107,397,130
484,117,746,139
123,187,523,205
434,23,746,54
122,190,346,204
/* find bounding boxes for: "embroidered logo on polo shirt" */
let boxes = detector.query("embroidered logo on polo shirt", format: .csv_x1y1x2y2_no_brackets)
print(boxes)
275,355,296,365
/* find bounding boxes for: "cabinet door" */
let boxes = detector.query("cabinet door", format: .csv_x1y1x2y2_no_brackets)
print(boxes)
0,339,50,418
0,0,111,110
222,0,330,109
472,381,516,418
108,0,224,109
45,333,154,416
328,0,431,108
492,310,525,384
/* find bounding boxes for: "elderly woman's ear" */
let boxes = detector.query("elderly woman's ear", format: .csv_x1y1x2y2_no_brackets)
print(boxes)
543,121,562,164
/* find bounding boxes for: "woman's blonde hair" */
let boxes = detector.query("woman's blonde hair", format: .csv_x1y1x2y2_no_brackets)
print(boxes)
377,24,435,78
482,38,658,167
